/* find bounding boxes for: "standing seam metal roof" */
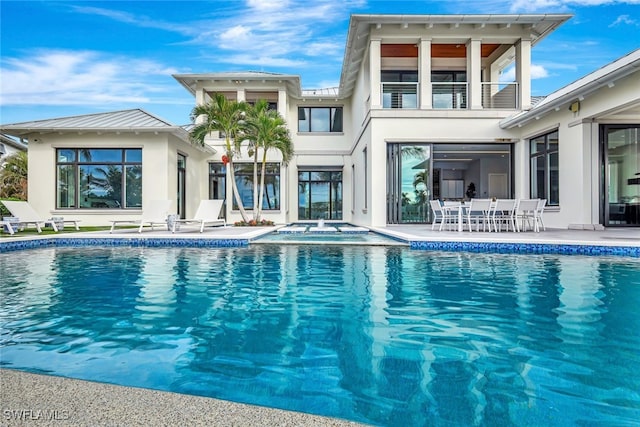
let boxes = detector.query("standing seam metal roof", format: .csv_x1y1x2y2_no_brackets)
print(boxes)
1,109,175,130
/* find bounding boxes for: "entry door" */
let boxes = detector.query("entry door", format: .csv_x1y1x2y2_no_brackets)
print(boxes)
488,173,508,199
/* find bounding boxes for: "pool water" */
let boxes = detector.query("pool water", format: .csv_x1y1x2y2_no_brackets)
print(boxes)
1,245,639,426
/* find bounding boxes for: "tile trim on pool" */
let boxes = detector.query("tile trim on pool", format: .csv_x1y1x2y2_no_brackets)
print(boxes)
0,237,249,252
1,236,637,257
410,240,640,257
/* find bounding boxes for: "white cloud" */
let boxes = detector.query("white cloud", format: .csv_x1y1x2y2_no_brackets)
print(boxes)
500,64,550,82
0,50,180,106
609,14,640,26
70,1,358,70
508,0,640,12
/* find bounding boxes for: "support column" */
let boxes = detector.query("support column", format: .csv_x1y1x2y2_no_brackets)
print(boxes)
277,89,287,118
236,89,246,102
516,39,532,110
419,37,432,109
467,38,482,109
370,38,382,109
195,88,206,124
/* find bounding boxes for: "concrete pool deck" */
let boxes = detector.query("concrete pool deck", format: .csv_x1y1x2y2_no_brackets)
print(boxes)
1,224,639,425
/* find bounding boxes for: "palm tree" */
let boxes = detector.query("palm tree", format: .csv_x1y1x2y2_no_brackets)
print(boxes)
190,93,250,222
243,101,293,221
0,151,28,199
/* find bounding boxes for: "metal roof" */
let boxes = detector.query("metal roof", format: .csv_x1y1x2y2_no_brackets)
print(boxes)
500,48,640,129
0,109,175,133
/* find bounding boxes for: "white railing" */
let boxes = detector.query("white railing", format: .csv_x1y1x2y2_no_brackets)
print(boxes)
481,82,518,109
432,82,468,109
381,83,418,109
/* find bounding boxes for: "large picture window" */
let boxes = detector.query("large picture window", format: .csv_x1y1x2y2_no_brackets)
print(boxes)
298,170,343,220
530,130,559,206
298,107,343,132
56,148,142,209
233,163,280,210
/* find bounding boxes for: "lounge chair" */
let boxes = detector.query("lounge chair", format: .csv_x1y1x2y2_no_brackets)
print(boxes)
0,220,15,235
172,199,226,233
110,200,171,233
0,200,80,233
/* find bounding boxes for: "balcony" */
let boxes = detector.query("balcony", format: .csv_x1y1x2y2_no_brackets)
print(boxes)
481,82,518,109
432,82,467,109
380,81,519,110
382,83,418,109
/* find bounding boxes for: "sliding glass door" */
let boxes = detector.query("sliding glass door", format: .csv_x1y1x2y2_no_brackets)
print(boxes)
387,144,432,224
603,125,640,226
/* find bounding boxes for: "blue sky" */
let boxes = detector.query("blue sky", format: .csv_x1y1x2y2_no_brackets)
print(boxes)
1,0,639,126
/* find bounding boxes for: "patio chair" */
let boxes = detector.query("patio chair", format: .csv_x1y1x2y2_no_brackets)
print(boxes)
171,199,226,233
464,199,492,232
516,199,540,232
491,199,519,232
110,199,172,233
442,201,462,231
536,199,547,231
1,200,80,233
429,200,445,230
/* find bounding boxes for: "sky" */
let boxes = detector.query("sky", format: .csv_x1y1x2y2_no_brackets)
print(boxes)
1,0,639,126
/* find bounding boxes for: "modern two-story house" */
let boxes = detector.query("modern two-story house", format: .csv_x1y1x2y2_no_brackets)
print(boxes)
2,14,639,228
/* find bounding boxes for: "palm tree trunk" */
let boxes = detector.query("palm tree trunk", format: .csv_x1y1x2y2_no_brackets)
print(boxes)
256,152,268,221
253,149,259,220
228,159,249,223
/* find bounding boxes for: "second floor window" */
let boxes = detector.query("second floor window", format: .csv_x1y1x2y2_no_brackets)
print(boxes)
530,130,559,206
298,107,343,132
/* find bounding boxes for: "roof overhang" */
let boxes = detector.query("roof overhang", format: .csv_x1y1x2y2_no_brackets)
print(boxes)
339,14,572,98
500,48,640,129
173,72,302,98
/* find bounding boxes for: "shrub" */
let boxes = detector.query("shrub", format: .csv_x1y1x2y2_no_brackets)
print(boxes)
233,219,275,227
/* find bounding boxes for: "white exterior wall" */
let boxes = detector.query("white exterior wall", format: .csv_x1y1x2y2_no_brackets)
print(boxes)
26,132,207,226
514,70,640,228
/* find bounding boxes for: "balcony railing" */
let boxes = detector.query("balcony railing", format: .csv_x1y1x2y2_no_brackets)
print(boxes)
382,83,418,109
379,81,520,110
432,82,467,109
481,82,519,109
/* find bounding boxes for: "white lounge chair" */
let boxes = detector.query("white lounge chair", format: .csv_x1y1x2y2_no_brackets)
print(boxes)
110,200,171,233
0,220,15,235
1,200,80,233
172,199,226,233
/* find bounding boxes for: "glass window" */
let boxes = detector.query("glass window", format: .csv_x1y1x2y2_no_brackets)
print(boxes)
233,163,280,210
56,148,142,209
298,169,343,220
298,107,343,132
529,130,559,206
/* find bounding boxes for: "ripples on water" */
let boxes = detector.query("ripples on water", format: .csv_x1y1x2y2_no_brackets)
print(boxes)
1,246,639,426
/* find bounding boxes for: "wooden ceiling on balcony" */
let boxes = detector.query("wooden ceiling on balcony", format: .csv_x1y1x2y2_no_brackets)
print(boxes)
381,44,501,58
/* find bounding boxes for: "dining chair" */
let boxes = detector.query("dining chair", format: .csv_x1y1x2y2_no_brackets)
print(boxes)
491,199,519,232
464,199,492,231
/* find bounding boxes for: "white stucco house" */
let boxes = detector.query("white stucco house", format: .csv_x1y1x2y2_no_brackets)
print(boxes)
1,14,639,228
0,134,28,162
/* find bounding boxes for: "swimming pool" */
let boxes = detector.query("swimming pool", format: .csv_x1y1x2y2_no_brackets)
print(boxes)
1,245,639,426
